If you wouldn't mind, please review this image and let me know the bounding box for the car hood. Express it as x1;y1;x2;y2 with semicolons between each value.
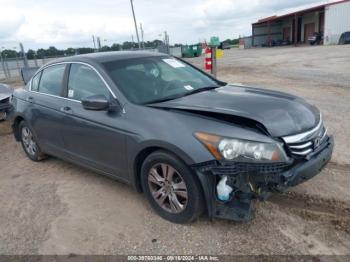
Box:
149;85;320;137
0;84;13;101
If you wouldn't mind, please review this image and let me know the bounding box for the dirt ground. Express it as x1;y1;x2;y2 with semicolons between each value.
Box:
0;45;349;255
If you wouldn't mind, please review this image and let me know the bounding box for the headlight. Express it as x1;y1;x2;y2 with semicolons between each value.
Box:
194;132;289;162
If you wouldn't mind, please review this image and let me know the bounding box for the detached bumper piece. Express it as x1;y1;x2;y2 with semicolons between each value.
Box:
193;135;334;222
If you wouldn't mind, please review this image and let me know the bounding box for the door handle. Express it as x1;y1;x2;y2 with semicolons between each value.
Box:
60;106;72;113
27;96;34;102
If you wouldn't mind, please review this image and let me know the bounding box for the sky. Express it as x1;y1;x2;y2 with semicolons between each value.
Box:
0;0;337;51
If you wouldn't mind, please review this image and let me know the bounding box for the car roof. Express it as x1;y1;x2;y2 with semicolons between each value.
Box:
46;51;168;66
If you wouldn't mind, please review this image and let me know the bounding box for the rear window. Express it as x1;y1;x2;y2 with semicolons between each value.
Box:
38;64;66;96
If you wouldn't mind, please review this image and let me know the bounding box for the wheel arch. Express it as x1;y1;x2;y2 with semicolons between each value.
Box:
13;115;25;141
131;142;196;193
132;144;209;219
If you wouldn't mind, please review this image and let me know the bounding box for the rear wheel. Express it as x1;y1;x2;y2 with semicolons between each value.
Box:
19;121;47;161
141;150;204;223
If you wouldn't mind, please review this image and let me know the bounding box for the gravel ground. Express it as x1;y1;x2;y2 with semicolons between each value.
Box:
0;45;349;255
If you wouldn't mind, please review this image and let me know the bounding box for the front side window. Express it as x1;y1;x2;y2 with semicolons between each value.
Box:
38;64;66;96
102;56;219;104
67;64;110;101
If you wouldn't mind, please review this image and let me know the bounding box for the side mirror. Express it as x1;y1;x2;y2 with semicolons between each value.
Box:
81;95;110;111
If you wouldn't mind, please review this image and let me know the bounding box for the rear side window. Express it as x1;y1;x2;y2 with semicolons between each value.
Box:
67;64;110;101
31;72;41;92
38;64;66;96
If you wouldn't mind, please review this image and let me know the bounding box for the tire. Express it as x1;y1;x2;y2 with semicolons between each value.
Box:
19;121;47;161
141;150;204;224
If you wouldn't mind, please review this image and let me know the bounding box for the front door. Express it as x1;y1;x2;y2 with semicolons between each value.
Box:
60;63;127;178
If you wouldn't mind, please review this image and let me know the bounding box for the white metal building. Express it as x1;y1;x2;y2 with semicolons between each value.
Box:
324;0;350;44
251;0;350;46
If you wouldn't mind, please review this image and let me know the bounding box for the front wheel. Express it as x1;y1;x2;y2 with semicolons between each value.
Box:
19;121;47;161
141;151;204;223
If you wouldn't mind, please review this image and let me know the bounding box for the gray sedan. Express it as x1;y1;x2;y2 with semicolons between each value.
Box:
11;51;333;223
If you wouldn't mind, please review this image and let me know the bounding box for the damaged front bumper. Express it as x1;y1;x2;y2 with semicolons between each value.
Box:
193;135;334;222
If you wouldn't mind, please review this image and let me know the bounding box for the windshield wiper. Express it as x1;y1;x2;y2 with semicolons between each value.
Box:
145;94;185;105
146;86;220;105
182;85;219;97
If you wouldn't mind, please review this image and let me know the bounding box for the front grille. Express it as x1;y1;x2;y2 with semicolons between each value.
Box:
287;140;314;156
283;117;327;157
211;162;290;176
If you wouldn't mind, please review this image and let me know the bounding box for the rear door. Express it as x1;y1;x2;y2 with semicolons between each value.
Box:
60;63;127;177
29;64;68;155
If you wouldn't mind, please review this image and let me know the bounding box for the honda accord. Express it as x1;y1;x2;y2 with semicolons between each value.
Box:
11;51;334;223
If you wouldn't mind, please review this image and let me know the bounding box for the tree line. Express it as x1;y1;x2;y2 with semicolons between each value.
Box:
0;39;165;59
1;38;239;59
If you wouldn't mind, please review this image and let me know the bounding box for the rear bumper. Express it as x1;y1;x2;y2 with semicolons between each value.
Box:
193;135;334;222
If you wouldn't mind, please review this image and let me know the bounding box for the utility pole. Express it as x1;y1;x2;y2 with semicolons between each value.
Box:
19;42;28;67
164;31;170;54
96;37;102;50
130;0;141;49
140;23;145;49
92;35;96;51
211;46;217;77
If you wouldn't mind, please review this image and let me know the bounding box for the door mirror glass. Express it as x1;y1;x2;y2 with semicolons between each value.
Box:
81;95;110;111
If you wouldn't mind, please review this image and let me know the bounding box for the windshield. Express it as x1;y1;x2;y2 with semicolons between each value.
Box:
102;56;220;104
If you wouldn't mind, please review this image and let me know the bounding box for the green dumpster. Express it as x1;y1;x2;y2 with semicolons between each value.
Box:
181;44;202;58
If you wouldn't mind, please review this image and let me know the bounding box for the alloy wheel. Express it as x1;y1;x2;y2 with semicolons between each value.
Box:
21;126;37;156
148;163;188;213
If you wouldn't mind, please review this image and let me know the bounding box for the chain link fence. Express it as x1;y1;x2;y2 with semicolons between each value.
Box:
0;46;181;82
0;56;63;82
